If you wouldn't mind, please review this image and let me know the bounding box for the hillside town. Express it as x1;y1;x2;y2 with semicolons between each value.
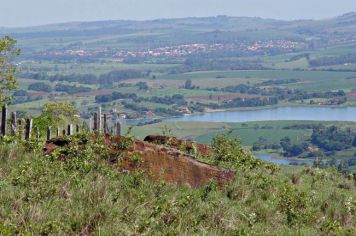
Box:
38;40;307;61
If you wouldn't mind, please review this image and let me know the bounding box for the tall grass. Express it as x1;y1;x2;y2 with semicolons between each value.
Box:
0;135;355;235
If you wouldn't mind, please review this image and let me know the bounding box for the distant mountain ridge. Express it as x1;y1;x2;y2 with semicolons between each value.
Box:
1;12;356;54
1;12;355;33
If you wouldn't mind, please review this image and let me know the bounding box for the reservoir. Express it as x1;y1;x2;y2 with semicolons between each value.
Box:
167;106;356;123
165;106;356;165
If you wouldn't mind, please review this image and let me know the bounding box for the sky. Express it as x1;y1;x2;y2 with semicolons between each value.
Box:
1;0;356;27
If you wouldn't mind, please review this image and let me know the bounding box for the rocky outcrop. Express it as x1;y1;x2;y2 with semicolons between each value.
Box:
45;135;235;188
119;140;234;188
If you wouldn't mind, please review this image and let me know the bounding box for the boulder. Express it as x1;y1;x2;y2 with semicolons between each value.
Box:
119;139;234;187
45;135;235;188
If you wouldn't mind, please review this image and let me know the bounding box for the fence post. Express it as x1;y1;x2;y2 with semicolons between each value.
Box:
47;126;52;140
115;120;121;136
93;112;98;132
67;124;73;136
88;118;92;131
25;118;32;141
56;127;60;137
103;114;108;134
1;105;7;136
98;107;102;134
10;112;17;136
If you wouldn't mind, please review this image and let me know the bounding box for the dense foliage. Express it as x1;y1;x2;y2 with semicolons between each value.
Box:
23;70;143;85
311;126;356;152
0;36;20;105
28;82;52;93
34;102;79;132
309;54;356;67
55;83;92;94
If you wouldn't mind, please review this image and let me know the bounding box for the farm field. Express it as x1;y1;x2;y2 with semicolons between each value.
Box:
2;13;356;125
13;67;356;118
156;70;356;91
130;120;355;143
130;120;356;164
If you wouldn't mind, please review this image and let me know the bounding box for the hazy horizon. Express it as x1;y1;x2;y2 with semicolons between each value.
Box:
1;0;356;28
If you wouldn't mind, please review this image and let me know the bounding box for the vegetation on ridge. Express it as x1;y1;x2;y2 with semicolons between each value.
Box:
0;134;356;235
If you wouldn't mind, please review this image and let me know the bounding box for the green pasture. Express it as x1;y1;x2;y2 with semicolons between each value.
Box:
20;61;179;76
132;120;356;147
158;70;356;81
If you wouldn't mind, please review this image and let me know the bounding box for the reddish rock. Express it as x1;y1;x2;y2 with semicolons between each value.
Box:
45;135;235;188
44;137;70;155
119;140;234;188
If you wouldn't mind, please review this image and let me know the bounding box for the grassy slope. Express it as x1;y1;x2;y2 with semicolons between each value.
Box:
0;138;356;235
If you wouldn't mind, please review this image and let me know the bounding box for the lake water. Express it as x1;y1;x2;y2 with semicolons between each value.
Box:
167;106;356;123
256;154;314;166
166;106;356;165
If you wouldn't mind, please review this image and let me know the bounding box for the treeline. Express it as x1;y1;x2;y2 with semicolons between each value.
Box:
313;156;356;175
12;90;43;105
283;124;323;130
311;126;356;152
122;101;181;117
255;78;300;86
281;125;356;156
95;92;138;103
287;90;346;102
95;92;187;106
28;82;52;93
55;84;92;94
253;125;356;158
22;70;144;85
27;82;92;94
309;54;356;67
208;97;278;109
215;84;346;103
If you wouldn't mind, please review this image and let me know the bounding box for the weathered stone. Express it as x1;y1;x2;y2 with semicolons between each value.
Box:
45;135;234;188
119;139;234;188
44;137;71;155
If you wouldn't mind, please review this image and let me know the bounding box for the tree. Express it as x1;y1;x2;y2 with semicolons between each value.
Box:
184;79;193;89
0;36;20;105
353;136;356;147
34;102;79;132
136;82;149;90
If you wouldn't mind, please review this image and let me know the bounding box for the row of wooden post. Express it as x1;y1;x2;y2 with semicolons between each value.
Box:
0;104;32;141
92;107;122;136
0;105;122;141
